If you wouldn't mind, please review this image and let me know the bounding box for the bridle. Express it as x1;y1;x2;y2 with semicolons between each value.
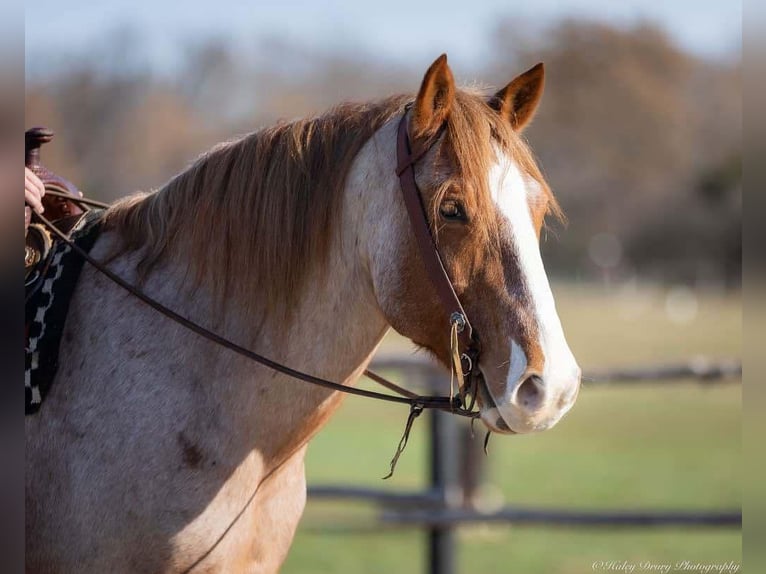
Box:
394;104;483;411
32;105;485;475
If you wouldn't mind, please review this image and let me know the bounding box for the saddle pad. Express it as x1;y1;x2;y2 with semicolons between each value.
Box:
25;212;102;415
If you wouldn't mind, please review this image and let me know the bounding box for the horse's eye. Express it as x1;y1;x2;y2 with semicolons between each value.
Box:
439;199;466;221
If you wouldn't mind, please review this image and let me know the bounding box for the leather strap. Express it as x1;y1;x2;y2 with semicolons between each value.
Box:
395;109;478;359
34;209;478;418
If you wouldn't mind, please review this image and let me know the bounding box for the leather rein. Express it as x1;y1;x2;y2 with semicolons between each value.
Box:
33;106;485;471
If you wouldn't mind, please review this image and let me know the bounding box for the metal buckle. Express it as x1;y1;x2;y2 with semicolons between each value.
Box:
450;312;466;333
461;352;473;376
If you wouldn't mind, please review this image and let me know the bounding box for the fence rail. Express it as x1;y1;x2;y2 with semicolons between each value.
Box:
380;508;742;528
307;356;742;574
367;354;742;387
585;358;742;383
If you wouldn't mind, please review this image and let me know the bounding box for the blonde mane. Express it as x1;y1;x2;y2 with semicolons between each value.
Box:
104;90;559;318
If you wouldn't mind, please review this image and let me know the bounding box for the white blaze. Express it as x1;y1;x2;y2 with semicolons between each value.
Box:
486;152;579;431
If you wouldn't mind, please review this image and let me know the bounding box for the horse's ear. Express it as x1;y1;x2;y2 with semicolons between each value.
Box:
489;63;545;131
411;54;455;139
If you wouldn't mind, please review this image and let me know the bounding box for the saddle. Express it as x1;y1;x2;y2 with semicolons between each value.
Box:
25;127;102;413
25;127;87;291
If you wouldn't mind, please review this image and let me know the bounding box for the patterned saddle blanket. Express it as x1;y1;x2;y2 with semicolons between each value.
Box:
25;212;102;414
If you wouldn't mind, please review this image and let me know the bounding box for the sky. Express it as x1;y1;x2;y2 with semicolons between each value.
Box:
25;0;741;76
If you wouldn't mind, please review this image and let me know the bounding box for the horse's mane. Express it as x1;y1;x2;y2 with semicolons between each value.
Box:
104;90;559;318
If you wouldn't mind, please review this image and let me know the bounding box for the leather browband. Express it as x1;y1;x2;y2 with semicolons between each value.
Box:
395;108;478;361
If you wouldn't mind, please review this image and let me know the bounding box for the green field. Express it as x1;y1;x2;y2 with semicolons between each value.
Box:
282;284;741;574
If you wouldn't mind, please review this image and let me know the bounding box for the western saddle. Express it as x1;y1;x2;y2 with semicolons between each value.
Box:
25;127;87;290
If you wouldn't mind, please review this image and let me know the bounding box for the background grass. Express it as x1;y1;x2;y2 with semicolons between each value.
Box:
282;284;741;574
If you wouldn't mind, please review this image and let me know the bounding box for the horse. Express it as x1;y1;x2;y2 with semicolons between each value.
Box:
25;54;581;573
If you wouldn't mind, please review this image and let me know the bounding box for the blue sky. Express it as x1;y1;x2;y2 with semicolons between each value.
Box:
26;0;741;75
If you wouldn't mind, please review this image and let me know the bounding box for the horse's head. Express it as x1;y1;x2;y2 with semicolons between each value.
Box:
367;55;580;434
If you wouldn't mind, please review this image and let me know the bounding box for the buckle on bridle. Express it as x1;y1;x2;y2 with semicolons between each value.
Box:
460;352;473;376
450;312;466;333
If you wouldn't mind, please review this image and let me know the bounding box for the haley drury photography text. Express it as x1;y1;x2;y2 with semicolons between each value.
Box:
592;560;740;574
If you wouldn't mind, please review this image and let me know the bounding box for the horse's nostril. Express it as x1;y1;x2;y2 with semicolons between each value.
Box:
515;374;545;411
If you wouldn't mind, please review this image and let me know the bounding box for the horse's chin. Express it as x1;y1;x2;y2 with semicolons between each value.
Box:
475;371;517;435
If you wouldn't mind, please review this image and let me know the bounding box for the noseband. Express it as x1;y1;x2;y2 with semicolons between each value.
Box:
32;105;485;476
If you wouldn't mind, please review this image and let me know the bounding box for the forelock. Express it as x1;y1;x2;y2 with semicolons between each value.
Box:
427;88;560;243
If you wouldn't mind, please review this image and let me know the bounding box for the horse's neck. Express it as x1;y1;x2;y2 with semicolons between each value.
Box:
240;126;398;459
229;259;383;455
232;121;397;399
266;238;389;384
90;122;397;475
143;164;390;468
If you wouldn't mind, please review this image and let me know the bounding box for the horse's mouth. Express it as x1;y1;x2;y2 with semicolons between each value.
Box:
475;369;517;435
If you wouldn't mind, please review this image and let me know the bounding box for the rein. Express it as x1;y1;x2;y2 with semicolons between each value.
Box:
32;106;485;476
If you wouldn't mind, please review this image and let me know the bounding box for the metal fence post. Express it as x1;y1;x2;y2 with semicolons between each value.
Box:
428;374;458;574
